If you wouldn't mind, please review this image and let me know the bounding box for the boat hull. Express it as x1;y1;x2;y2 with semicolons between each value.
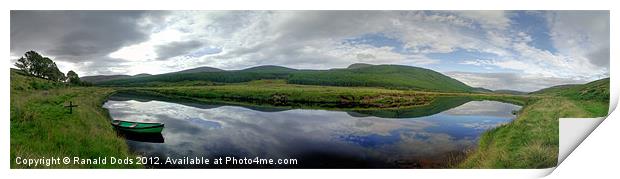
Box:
111;120;164;134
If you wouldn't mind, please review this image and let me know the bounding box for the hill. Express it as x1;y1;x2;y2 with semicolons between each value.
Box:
239;65;297;73
347;63;373;69
10;68;67;90
81;73;153;84
94;64;476;92
530;78;610;102
529;84;580;95
471;87;493;93
530;78;609;116
133;73;152;77
494;90;527;95
169;66;224;74
287;65;475;92
97;68;291;87
81;75;131;84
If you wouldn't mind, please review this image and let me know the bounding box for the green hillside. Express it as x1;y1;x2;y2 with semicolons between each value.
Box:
531;78;610;102
529;84;580;95
81;73;151;84
96;64;476;92
288;65;474;92
97;71;289;86
170;66;224;74
347;63;373;69
530;78;609;116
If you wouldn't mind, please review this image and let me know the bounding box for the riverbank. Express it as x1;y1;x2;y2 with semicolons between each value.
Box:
458;97;607;168
10;72;140;168
116;79;530;111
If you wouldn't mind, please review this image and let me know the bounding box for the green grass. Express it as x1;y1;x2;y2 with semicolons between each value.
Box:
531;78;609;117
117;79;531;110
118;79;441;109
10;71;140;168
459;78;610;168
459;97;592;168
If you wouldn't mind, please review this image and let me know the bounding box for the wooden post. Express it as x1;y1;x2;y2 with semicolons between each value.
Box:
65;101;78;114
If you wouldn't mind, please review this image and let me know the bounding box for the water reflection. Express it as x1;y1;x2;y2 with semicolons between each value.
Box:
104;94;521;168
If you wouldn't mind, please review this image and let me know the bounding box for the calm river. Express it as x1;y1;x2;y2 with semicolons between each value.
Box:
103;94;521;168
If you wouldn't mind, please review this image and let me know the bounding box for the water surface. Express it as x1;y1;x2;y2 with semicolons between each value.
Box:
104;94;521;168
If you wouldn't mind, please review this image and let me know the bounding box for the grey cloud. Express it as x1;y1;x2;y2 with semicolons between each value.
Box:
74;57;132;76
444;71;589;92
155;40;203;60
11;10;166;62
357;54;377;60
215;41;340;70
272;11;390;41
207;11;499;70
587;46;610;67
546;11;610;69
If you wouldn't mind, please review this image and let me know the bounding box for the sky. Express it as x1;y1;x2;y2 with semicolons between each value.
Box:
10;11;609;92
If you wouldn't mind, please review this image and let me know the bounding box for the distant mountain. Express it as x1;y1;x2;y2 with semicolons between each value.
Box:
81;75;132;84
240;65;297;73
94;64;477;92
81;73;150;83
133;73;152;77
82;66;223;83
347;63;373;69
169;66;224;74
471;87;493;93
493;90;527;95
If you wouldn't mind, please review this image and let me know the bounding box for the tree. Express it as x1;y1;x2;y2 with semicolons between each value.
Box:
67;70;81;85
14;51;66;82
14;51;44;76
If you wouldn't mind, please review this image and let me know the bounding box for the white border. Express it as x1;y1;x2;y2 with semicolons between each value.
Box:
2;0;618;179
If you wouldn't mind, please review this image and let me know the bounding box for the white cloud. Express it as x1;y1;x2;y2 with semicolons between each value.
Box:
453;11;511;30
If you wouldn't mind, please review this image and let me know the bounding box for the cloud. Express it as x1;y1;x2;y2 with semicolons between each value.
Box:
155;40;204;60
586;46;610;67
546;11;609;68
445;71;588;92
10;10;166;75
9;11;609;90
453;11;511;30
11;11;166;61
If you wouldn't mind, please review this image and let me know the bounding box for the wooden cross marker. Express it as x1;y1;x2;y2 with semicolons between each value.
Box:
65;101;78;114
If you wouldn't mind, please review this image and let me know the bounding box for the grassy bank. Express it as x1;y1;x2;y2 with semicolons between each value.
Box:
459;78;609;168
459;98;607;168
118;79;529;110
10;71;139;168
120;80;438;109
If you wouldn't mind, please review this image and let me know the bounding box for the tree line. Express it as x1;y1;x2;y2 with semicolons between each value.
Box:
14;51;89;86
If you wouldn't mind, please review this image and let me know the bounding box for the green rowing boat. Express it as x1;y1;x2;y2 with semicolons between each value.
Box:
111;120;164;134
